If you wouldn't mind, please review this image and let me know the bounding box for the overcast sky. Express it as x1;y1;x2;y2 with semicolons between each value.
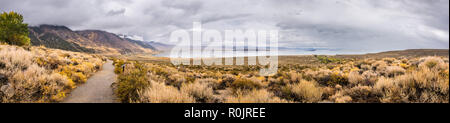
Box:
1;0;448;52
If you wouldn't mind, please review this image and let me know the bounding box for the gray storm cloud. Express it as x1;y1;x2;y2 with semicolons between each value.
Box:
0;0;448;52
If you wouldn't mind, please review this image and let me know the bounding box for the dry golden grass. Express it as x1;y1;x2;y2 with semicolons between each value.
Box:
348;71;364;85
372;59;449;103
225;89;289;103
282;80;323;103
0;44;104;103
330;92;352;103
113;52;448;103
180;81;215;102
137;81;195;103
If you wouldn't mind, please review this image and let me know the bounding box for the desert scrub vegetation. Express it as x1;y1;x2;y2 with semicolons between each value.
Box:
315;55;343;64
0;44;104;102
137;81;195;103
281;80;323;103
112;60;194;103
231;78;263;91
225;89;288;103
180;81;215;102
114;62;150;102
113;55;449;103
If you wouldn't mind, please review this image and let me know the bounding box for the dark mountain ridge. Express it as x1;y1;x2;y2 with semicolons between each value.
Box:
28;25;154;54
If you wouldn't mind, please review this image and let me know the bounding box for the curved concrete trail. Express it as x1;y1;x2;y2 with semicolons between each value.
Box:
63;60;117;103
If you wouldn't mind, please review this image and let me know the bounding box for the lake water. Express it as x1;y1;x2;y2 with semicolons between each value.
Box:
154;49;378;58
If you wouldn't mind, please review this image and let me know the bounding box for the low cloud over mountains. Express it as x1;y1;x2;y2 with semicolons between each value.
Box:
1;0;448;52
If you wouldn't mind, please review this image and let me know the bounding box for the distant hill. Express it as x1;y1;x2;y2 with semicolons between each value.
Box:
145;41;173;51
123;38;157;51
28;25;154;54
334;49;449;59
29;25;96;53
275;49;449;65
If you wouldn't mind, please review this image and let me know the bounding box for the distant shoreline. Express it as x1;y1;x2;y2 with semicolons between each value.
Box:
153;48;449;58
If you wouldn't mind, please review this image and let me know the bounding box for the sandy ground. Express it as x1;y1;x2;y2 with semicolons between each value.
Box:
63;60;118;103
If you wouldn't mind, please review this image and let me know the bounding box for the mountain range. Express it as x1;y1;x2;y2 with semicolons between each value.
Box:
28;25;172;55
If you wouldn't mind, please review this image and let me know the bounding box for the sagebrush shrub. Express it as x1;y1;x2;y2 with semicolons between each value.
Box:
113;55;448;103
225;89;288;103
195;78;219;89
137;81;195;103
343;85;379;103
218;74;236;89
0;45;32;70
71;72;87;83
330;92;352;103
181;81;215;103
165;73;186;88
231;78;262;91
372;61;387;74
116;67;149;103
282;80;322;103
374;63;449;103
386;66;406;77
0;45;102;102
419;57;447;70
348;71;364;85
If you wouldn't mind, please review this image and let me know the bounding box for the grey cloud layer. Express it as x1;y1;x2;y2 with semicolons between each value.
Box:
1;0;448;52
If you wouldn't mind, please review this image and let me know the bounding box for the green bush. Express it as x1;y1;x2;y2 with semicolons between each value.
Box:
327;73;348;86
0;11;30;46
113;59;126;74
115;63;149;103
316;55;342;64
